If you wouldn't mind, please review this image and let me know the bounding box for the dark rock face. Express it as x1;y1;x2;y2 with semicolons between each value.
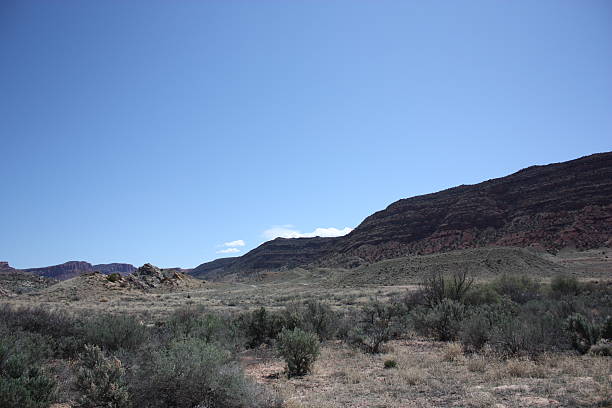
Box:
338;152;612;262
192;237;336;279
192;152;612;279
191;257;238;280
25;261;136;280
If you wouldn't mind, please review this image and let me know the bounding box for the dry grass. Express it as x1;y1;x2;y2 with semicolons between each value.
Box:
441;342;463;362
242;339;612;408
466;355;488;373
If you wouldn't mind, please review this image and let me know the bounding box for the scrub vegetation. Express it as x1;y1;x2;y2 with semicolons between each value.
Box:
1;272;610;407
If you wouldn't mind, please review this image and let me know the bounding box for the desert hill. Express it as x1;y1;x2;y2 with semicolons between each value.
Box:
193;152;612;279
31;263;204;302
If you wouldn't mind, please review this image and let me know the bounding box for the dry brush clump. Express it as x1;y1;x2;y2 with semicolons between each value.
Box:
75;344;130;408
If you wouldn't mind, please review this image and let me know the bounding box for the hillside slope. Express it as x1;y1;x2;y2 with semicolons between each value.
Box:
192;152;612;279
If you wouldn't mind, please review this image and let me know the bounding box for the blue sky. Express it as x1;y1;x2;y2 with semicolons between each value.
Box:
1;1;611;269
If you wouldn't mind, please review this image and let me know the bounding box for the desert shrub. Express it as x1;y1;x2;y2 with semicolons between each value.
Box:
0;305;80;339
490;310;568;357
131;338;279;408
412;299;466;341
0;338;57;408
107;273;122;283
463;284;503;306
566;313;601;354
333;310;360;341
459;303;515;352
550;275;581;297
164;306;243;351
238;307;284;348
490;274;540;304
460;314;491;352
419;271;474;307
75;345;130;408
350;300;402;353
276;328;320;378
83;314;147;351
384;359;397;369
489;318;535;357
282;300;338;341
0;306;84;357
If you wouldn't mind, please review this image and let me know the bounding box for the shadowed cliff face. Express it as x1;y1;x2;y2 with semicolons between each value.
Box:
192;152;612;278
191;238;335;279
338;152;612;261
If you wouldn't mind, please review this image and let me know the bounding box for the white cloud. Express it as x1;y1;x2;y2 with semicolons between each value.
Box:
216;247;241;254
262;225;354;240
223;240;245;247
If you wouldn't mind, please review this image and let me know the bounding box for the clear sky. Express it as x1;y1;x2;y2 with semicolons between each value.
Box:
1;1;611;269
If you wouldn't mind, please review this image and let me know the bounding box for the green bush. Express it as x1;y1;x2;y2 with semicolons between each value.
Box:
460;303;514;352
490;274;540;304
239;307;284;348
550;275;581;297
277;328;320;378
75;345;131;408
350;300;402;353
83;314;147;352
0;305;80;340
165;306;242;351
463;284;503;306
566;313;601;354
282;300;338;341
0;305;85;357
490;310;568;357
131;338;279;408
412;299;466;341
383;359;397;369
0;338;57;408
107;273;123;283
460;314;491;352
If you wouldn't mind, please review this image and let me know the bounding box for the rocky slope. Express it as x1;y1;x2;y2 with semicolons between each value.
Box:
24;261;136;280
192;152;612;279
124;263;203;290
0;262;57;296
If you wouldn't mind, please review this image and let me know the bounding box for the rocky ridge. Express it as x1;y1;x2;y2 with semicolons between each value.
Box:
123;263;202;290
